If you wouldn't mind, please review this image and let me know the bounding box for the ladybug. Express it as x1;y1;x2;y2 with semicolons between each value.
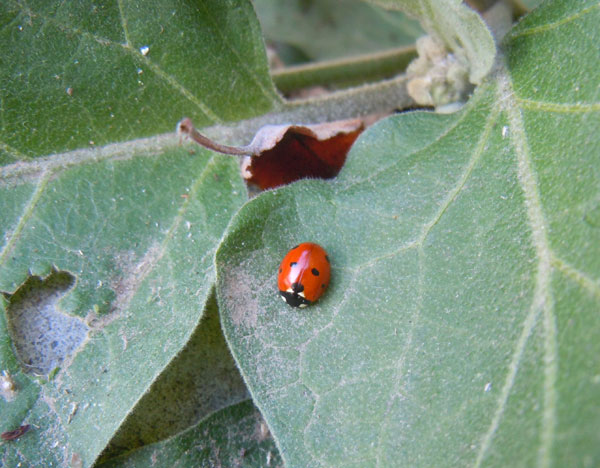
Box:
277;242;331;308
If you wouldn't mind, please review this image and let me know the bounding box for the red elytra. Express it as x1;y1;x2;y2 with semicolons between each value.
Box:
277;243;331;307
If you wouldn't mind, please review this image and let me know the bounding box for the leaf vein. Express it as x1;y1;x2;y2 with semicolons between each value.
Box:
352;96;498;271
417;106;499;245
516;98;600;114
509;3;600;39
109;155;218;315
8;1;222;123
506;76;557;468
552;255;600;300
0;170;53;269
474;70;558;468
0;134;180;182
337;109;471;195
137;54;223;124
116;0;131;46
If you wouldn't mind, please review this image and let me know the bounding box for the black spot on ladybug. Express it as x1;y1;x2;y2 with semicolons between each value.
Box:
291;282;304;293
325;255;330;263
321;284;326;288
311;268;319;276
290;261;297;267
292;244;300;250
279;267;282;273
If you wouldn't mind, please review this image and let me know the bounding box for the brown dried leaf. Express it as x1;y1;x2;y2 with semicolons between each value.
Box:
178;118;363;190
241;119;363;189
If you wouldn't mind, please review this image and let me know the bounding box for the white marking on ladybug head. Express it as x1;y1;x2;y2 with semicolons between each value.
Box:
299;303;308;308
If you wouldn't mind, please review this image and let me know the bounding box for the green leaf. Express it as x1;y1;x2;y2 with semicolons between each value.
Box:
0;0;280;160
216;1;600;466
0;0;283;465
519;0;545;10
98;400;282;468
100;291;249;460
254;0;422;62
0;145;247;466
368;0;496;83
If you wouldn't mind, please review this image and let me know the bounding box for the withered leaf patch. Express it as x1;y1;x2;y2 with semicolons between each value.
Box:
178;118;363;190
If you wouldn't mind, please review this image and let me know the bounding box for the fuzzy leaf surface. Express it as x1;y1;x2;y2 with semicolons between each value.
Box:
217;1;600;466
100;292;249;460
0;146;247;467
0;0;279;162
0;0;277;466
99;400;282;468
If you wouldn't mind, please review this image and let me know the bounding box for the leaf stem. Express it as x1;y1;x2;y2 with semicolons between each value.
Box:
177;118;250;156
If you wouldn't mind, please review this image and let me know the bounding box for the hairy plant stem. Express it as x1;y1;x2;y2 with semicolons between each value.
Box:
2;67;415;177
178;118;251;156
204;73;414;146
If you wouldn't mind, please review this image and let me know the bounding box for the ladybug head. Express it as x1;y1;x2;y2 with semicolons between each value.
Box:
279;282;311;308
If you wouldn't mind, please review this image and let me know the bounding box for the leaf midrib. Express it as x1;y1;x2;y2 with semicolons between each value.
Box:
473;64;557;468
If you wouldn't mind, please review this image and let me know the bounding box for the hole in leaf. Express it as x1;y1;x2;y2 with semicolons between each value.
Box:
4;270;89;376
